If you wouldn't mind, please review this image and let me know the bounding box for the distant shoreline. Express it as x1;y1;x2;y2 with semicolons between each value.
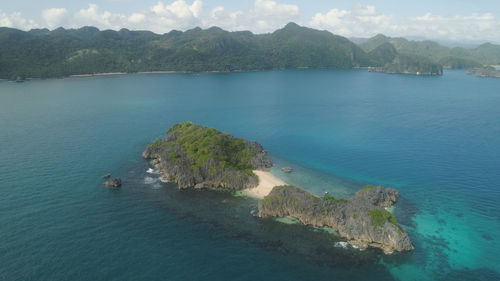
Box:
1;68;477;83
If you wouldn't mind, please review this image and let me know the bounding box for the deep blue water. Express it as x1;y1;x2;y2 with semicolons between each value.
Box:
1;70;499;281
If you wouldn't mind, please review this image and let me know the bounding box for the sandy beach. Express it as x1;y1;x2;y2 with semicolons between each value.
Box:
244;170;287;198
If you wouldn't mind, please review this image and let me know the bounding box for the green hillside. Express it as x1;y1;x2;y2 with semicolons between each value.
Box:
0;23;371;79
359;34;500;68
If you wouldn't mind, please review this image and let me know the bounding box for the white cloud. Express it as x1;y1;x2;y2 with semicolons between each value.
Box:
74;4;127;30
205;0;299;33
410;12;498;41
71;1;205;32
0;2;499;43
144;0;203;31
42;8;68;29
310;5;394;37
309;4;500;42
128;13;145;24
0;10;38;30
253;0;299;20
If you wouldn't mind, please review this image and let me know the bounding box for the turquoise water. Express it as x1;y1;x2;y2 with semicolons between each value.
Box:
1;70;499;281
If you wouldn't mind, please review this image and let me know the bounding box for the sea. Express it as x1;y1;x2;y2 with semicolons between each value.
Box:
0;69;499;281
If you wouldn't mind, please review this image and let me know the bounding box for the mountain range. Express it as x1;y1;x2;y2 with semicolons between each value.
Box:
1;22;498;80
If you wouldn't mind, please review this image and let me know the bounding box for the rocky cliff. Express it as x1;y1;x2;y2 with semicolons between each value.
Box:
258;185;414;254
143;122;272;190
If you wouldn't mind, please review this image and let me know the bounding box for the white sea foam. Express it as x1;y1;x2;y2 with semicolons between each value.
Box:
146;167;160;174
144;176;158;184
159;176;171;183
334;242;349;248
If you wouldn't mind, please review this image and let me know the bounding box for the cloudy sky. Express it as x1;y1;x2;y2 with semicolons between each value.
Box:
1;0;499;42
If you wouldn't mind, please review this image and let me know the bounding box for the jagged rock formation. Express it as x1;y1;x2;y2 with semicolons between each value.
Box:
143;122;272;190
258;185;414;254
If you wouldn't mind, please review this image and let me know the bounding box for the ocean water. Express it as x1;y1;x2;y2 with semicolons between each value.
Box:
0;69;499;281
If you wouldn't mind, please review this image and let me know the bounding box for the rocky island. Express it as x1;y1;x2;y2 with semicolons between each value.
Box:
143;122;413;254
143;122;272;190
258;185;414;254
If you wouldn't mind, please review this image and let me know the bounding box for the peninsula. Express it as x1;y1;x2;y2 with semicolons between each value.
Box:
143;122;414;254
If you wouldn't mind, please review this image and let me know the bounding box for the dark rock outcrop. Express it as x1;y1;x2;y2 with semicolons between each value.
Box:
258;185;414;254
143;122;272;190
102;174;111;179
104;178;121;188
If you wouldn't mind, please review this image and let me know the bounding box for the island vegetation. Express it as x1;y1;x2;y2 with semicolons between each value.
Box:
142;122;272;190
2;22;498;80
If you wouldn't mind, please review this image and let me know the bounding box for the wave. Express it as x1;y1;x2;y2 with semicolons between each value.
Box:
333;241;365;251
334;242;349;249
144;176;158;184
146;167;160;174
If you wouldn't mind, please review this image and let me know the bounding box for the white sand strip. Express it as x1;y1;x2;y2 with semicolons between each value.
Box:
244;170;287;198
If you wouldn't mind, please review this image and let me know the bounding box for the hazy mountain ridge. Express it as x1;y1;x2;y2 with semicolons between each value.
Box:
359;34;500;68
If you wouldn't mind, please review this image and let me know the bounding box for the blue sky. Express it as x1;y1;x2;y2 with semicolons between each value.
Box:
1;0;499;42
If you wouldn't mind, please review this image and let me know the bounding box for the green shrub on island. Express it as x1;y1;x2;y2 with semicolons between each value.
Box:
166;122;256;176
323;194;348;204
369;209;399;227
359;184;375;193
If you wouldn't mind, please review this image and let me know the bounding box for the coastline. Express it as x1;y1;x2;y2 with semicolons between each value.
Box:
70;72;127;77
68;69;254;78
20;68;365;82
243;170;287;198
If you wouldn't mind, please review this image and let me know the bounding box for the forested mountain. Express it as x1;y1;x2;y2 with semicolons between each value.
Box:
0;23;373;79
359;34;500;68
3;22;496;79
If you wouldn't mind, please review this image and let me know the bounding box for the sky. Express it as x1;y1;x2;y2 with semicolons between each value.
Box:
1;0;499;43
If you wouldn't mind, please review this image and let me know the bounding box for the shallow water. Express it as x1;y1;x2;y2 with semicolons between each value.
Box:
1;69;499;281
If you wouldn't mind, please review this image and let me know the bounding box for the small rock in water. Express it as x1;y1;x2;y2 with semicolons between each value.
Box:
102;174;111;179
281;166;292;173
104;178;122;188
